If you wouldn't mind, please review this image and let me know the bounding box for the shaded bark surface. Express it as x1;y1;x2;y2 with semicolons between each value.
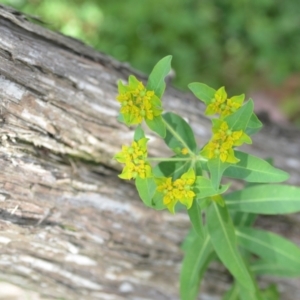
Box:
0;5;300;300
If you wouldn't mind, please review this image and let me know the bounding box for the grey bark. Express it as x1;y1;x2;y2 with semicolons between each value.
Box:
0;4;299;300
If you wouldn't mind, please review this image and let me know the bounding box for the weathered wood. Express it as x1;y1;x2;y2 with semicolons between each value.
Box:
0;4;299;300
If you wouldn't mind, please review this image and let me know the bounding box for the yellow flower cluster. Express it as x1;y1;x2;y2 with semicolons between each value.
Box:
155;169;196;213
201;120;251;163
114;138;152;180
117;75;162;125
205;87;244;118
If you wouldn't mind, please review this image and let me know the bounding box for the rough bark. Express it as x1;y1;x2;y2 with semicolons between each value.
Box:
0;5;299;300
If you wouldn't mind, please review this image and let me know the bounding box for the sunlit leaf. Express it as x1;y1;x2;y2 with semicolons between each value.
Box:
225;100;254;131
134;125;145;141
163;112;197;153
237;227;300;276
245;113;263;136
135;177;156;207
207;202;255;292
188;82;216;105
223;151;289;183
180;231;214;300
207;158;231;190
225;185;300;214
147;55;172;98
194;176;229;199
145;115;166;138
187;200;204;238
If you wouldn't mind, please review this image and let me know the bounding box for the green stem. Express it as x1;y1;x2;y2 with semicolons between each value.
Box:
162;117;192;153
147;157;190;162
148;155;207;163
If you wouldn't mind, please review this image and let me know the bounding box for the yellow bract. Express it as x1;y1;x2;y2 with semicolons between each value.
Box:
155;169;196;213
181;147;189;155
117;75;162;125
201;120;252;163
205;87;244;118
114;138;152;180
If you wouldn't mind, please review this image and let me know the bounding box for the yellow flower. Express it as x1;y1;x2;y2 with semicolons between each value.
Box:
205;87;227;116
205;87;245;118
155;169;196;213
117;75;163;125
201;120;251;163
221;95;244;117
181;147;189;155
114;138;152;180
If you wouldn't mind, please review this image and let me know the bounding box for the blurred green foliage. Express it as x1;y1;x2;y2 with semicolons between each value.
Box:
2;0;300;97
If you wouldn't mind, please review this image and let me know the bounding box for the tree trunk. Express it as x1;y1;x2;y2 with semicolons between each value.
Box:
0;5;299;300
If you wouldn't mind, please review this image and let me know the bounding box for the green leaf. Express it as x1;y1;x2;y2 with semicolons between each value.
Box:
188;82;216;105
117;113;125;124
231;211;257;227
151;190;167;210
188;200;204;238
134;125;145;141
180;232;214;300
145;115;166;138
261;284;279;300
153;158;191;179
225;184;300;214
238;284;265;300
181;227;197;252
236;227;300;276
222;282;239;300
225;100;254;131
135;177;156;207
207;158;231;190
223;151;289;183
198;197;211;210
163;112;197;153
245;113;263;136
207;202;255;292
223;280;265;300
251;260;300;277
195;176;230;199
147;55;172;98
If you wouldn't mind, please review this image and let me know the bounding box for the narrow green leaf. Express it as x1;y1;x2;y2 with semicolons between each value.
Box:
147;55;172;98
188;200;204;238
162;112;197;153
222;282;239;300
225;100;254;131
195;176;229;199
145;115;166;138
231;211;257;227
225;184;300;214
207;202;255;291
198;197;211;210
181;227;197;252
188;82;216;105
238;284;265;300
223;151;289;183
207;158;231;190
135;177;156;207
236;227;300;276
245;113;263;136
134;125;145;141
180;232;214;300
251;260;300;277
223;279;265;300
